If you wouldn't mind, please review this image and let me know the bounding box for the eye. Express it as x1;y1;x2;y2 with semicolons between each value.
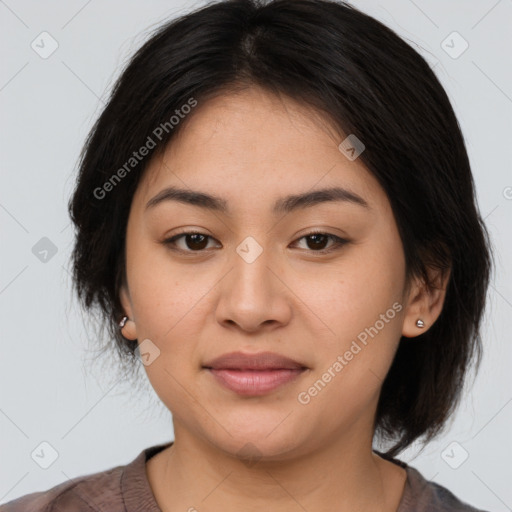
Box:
162;230;348;254
292;231;348;253
163;231;219;252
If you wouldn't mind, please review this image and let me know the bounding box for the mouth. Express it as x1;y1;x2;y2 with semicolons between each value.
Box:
202;351;309;396
204;367;307;396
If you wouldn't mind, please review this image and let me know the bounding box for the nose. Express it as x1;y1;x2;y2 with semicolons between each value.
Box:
215;245;292;334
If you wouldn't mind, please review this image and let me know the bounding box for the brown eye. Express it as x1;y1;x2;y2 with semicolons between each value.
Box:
304;233;330;251
293;232;348;253
163;232;218;252
185;233;208;250
163;231;348;255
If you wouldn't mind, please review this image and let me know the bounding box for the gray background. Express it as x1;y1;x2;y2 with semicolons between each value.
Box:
0;0;511;509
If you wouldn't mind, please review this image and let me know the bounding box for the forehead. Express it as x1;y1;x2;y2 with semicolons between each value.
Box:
134;87;389;217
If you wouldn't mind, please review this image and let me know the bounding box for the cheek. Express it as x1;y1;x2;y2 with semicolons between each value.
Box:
301;244;404;339
125;235;203;343
300;239;406;393
126;247;207;414
296;281;404;427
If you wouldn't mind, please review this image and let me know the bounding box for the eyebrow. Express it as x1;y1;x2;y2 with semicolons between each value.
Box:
145;185;370;215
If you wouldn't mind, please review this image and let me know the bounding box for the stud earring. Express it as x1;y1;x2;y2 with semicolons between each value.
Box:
119;316;129;329
416;319;425;328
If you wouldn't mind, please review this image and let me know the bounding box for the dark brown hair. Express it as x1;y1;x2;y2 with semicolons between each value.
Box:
68;0;494;457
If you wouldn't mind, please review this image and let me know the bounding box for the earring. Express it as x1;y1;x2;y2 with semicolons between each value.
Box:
119;316;129;329
416;319;425;328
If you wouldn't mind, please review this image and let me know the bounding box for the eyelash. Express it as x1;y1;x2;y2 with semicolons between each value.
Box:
162;230;349;255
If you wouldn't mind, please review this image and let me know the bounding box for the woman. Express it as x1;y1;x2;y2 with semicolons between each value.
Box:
1;0;493;510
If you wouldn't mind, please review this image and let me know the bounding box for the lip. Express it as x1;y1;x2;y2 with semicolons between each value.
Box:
203;351;308;396
206;368;307;396
203;350;307;371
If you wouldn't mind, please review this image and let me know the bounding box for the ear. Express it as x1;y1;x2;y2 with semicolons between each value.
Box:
401;266;451;338
119;283;138;340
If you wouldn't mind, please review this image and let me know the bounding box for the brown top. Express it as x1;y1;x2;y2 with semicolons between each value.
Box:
0;441;489;512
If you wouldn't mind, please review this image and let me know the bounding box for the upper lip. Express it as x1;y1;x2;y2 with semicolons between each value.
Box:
203;351;307;371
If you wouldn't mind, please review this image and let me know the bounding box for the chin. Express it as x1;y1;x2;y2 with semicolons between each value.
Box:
204;428;306;463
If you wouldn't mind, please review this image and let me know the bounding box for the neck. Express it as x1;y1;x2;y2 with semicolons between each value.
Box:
146;422;407;512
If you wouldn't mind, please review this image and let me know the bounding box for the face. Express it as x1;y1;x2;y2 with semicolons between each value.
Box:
120;87;427;461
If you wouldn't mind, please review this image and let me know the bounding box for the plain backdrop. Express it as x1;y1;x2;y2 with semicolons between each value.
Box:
0;0;511;510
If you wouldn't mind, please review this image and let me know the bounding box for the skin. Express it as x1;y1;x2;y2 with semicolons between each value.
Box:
119;86;450;512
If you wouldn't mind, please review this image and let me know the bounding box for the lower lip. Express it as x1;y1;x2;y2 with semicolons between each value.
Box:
206;368;306;396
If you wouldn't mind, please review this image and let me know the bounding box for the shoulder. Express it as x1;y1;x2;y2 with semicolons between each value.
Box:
0;461;126;512
401;465;491;512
